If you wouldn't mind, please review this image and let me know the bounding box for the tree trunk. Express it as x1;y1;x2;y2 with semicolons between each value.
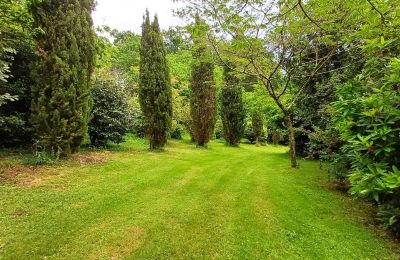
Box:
285;114;298;168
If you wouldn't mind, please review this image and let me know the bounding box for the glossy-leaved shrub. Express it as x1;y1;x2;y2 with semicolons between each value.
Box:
333;36;400;235
89;78;132;147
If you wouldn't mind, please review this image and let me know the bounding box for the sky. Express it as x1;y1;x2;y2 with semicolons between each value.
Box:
92;0;185;33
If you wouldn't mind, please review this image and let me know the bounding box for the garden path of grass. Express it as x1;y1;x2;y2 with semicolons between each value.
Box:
0;137;399;259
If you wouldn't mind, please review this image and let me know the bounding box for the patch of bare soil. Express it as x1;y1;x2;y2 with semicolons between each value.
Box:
14;210;26;217
0;164;38;184
71;151;110;165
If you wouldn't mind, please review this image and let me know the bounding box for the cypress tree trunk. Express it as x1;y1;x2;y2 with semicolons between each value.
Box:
190;15;216;147
139;11;172;149
30;0;95;157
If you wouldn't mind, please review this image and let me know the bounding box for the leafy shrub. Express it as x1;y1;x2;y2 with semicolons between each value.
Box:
129;102;146;138
214;119;223;140
269;128;282;145
170;124;185;140
378;204;400;237
0;115;29;146
244;122;256;143
28;151;56;166
0;44;35;147
307;125;343;159
333;36;400;234
324;147;352;191
23;142;56;165
89;78;132;147
244;120;267;145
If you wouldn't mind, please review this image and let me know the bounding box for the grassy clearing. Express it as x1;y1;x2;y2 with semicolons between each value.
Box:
0;137;399;259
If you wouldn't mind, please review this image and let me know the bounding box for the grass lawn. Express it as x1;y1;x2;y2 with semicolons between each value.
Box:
0;137;399;259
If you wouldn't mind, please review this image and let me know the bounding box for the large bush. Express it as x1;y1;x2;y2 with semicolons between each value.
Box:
89;78;132;147
333;36;400;234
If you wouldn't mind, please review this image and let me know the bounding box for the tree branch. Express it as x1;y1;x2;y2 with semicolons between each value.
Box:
297;0;328;32
366;0;387;25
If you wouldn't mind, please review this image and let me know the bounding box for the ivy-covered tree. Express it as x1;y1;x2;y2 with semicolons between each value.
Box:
30;0;95;157
220;66;245;146
190;15;216;146
139;11;172;149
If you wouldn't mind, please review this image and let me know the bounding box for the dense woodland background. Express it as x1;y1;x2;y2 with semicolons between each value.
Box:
1;0;399;236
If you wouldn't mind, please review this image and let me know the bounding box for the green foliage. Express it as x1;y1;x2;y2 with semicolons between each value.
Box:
163;26;190;54
0;93;18;107
23;145;56;166
0;0;34;147
214;118;223;140
170;124;184;140
139;11;173;149
0;42;36;147
251;112;263;144
111;30;141;88
30;0;96;157
244;112;266;144
0;0;32;83
333;27;400;233
242;83;285;145
168;50;192;139
89;77;132;147
220;66;245;146
243;123;256;144
189;15;216;146
129;97;147;138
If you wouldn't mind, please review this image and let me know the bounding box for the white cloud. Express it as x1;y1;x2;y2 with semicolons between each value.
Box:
92;0;184;33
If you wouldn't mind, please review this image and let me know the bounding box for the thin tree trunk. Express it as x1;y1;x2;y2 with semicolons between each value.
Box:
285;114;298;168
259;79;298;168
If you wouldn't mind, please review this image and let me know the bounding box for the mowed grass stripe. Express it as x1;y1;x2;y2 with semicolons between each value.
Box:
0;137;399;259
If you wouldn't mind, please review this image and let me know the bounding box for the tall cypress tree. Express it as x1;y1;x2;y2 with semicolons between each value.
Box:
30;0;95;157
190;15;216;147
252;112;263;144
220;65;245;146
139;11;172;149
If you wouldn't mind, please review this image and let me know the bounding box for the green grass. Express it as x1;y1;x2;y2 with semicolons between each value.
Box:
0;137;399;259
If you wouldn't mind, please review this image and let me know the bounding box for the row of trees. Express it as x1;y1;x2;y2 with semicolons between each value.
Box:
176;0;400;235
139;13;251;149
1;1;260;156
